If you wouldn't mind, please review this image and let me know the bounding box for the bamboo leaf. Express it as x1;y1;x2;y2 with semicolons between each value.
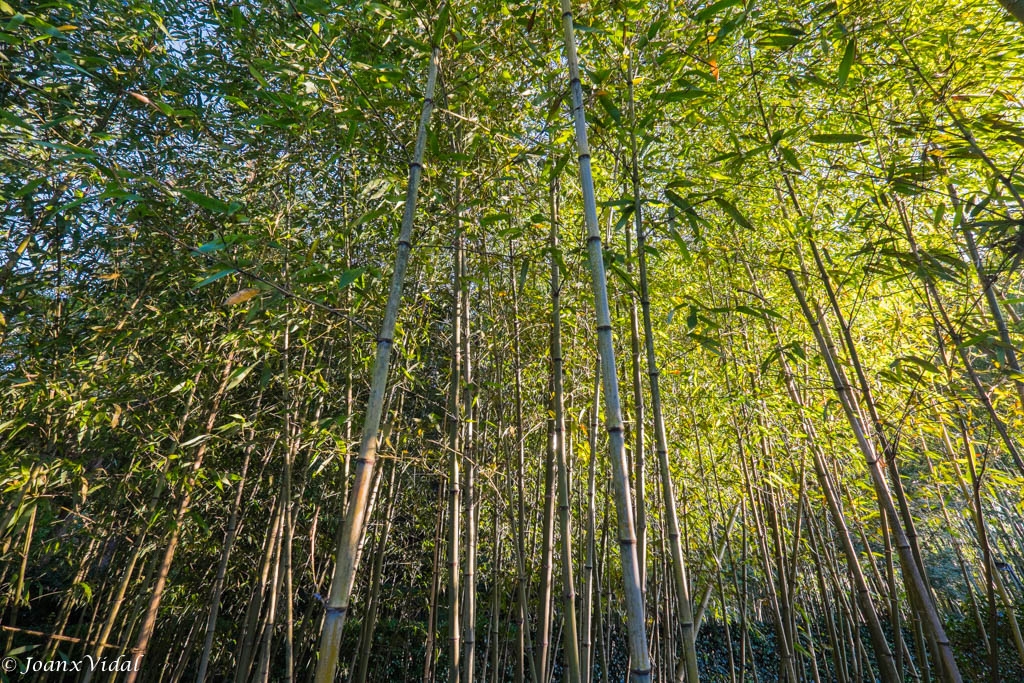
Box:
182;189;238;214
780;145;803;172
432;3;449;47
225;365;255;391
837;39;855;88
696;0;743;22
194;268;236;288
713;197;754;230
338;267;366;289
809;133;867;144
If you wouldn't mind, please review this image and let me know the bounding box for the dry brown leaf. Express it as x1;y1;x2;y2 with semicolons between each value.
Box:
224;288;261;307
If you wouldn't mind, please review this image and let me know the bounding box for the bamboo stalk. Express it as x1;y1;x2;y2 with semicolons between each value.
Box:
582;361;600;683
626;66;699;682
354;464;398;683
447;229;464;683
786;269;962;683
313;31;442;683
550;176;582;683
195;431;255;683
126;349;237;683
461;229;477;683
556;1;651;679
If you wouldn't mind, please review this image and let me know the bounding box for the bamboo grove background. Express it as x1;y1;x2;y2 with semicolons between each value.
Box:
3;0;1024;681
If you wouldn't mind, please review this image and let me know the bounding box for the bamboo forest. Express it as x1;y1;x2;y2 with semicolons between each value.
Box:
8;0;1024;681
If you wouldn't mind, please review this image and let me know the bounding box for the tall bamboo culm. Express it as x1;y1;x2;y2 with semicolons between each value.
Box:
550;177;582;683
556;1;651;679
785;270;963;683
313;30;442;683
626;60;699;683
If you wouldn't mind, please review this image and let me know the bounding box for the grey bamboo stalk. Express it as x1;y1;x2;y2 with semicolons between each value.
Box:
509;247;528;683
489;487;501;683
461;232;477;683
557;1;652;679
354;465;398;683
803;239;932;591
944;409;1024;667
550;176;582;683
423;475;446;683
925;440;989;653
933;405;1024;667
625;179;647;601
235;493;283;683
35;538;95;669
510;248;541;683
582;361;600;683
626;60;698;683
254;494;284;683
770;332;901;683
894;194;1024;476
597;491;612;683
692;505;739;632
447;229;464;683
737;407;797;683
281;311;296;683
81;366;204;683
313;34;441;683
805;515;849;683
538;385;557;683
785;269;963;683
4;505;35;656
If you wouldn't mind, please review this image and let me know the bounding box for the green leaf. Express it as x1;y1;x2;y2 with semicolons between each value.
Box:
75;581;93;601
696;0;743;22
597;95;622;125
338;267;366;289
195;239;227;254
432;3;449;47
180;433;211;447
656;88;710;102
837;39;855;88
897;355;940;374
194;268;236;288
609;262;640;296
226;365;255;391
809;133;867;144
662;224;693;264
713;197;754;230
248;63;269;89
780;146;803;172
182;189;236;214
0;108;31;130
481;212;513;226
665;189;696;215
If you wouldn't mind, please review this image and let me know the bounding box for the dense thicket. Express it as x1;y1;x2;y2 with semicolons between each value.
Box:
3;0;1024;681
